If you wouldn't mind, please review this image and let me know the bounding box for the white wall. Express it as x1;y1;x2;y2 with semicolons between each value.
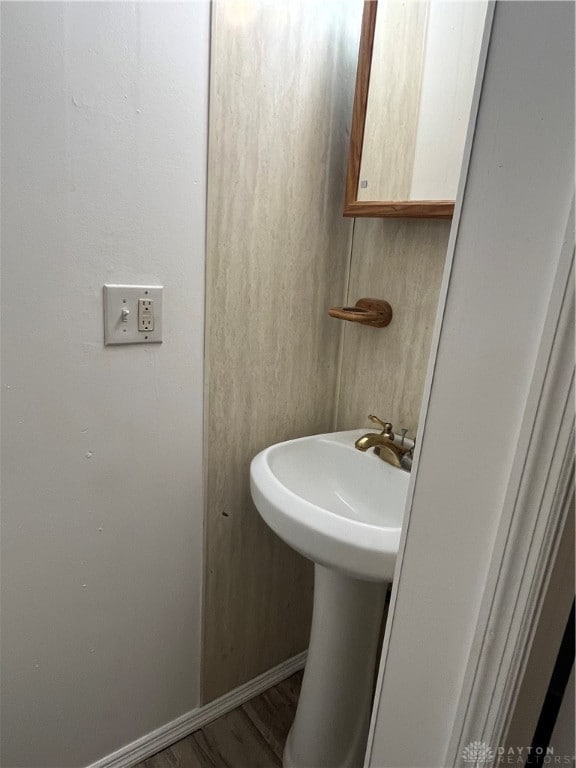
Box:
368;2;574;766
0;3;209;765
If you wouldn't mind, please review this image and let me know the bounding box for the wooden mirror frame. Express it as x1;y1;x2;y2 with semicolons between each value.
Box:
343;1;455;219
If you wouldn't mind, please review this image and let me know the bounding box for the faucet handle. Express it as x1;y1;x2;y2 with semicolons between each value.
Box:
368;414;394;439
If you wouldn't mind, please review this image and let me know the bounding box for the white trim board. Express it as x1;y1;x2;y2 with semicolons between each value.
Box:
87;651;307;768
447;203;575;764
366;2;575;766
364;1;495;764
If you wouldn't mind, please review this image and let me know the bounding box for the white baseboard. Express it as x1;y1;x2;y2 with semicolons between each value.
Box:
87;651;307;768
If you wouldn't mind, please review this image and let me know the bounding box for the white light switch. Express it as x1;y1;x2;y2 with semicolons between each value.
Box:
103;285;163;345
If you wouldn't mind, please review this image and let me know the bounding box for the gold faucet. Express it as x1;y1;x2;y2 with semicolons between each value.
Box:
355;415;411;469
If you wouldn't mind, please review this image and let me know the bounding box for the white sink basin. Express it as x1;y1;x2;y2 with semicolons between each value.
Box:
250;428;411;767
250;429;409;582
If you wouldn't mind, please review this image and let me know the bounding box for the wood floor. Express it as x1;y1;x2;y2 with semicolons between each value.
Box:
136;671;302;768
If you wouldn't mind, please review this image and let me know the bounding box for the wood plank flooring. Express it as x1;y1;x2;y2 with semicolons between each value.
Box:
137;671;302;768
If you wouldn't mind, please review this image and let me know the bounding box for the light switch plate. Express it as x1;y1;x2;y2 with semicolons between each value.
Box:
103;285;163;345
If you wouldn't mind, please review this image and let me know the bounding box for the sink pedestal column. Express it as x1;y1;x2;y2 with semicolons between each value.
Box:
284;564;387;768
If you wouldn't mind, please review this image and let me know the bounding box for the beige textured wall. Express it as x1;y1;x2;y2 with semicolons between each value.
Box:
203;0;360;703
337;218;449;436
204;1;449;703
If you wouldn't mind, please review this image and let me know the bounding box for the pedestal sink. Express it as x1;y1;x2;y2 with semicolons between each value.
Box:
250;429;410;768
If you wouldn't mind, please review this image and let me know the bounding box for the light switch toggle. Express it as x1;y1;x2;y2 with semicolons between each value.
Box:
121;307;130;322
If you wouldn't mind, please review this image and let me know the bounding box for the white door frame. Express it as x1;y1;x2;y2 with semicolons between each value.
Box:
446;205;574;766
366;2;575;766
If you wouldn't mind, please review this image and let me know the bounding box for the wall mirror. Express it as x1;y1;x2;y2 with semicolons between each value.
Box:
344;0;488;218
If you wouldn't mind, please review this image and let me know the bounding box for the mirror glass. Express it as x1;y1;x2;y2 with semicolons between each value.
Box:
356;0;487;206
